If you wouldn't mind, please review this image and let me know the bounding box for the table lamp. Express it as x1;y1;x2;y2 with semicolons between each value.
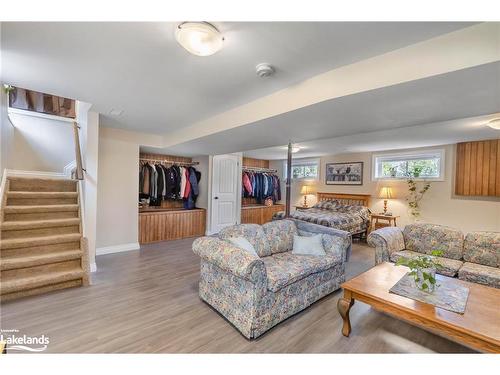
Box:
378;186;394;215
300;185;312;208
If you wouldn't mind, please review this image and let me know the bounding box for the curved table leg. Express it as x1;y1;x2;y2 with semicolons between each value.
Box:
337;291;355;337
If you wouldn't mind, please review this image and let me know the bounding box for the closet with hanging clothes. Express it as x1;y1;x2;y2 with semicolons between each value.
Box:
138;153;206;244
241;157;284;225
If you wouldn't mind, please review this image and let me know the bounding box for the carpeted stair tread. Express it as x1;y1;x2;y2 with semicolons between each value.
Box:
3;204;79;213
0;268;85;294
7;191;78;198
1;249;83;271
0;218;80;231
0;233;82;250
1;175;88;300
7;177;77;192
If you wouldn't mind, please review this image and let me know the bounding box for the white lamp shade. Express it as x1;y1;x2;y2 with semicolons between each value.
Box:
175;22;224;57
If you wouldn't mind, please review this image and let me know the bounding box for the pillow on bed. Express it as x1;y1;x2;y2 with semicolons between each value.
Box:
313;199;340;210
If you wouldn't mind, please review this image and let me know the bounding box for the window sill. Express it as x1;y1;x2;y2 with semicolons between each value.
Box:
372;177;444;182
8;107;75;123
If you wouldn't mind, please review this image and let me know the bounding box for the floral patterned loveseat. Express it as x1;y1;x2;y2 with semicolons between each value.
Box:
367;223;500;289
192;219;351;339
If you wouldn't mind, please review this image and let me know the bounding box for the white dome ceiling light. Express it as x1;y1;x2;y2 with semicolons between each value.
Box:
487;118;500;130
256;63;275;78
175;22;224;57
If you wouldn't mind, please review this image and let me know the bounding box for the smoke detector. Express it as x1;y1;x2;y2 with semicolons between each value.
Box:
256;63;275;78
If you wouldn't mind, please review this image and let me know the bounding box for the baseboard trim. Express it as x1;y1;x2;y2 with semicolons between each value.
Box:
96;242;140;256
90;262;97;273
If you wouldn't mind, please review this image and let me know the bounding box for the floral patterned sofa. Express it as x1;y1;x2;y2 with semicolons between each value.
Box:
192;219;351;339
367;223;500;289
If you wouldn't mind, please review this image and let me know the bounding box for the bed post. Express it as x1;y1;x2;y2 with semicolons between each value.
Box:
285;140;292;217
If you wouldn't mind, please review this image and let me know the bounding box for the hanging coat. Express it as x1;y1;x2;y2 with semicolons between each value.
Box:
184;167;200;209
183;168;191;199
180;167;187;198
243;172;252;195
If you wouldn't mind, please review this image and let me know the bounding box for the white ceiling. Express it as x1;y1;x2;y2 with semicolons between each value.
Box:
151;61;500;157
1;22;475;134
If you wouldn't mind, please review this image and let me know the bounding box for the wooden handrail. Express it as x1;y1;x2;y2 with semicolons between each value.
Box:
72;122;84;180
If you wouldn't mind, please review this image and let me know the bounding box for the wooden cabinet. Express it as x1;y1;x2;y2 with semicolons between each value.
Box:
139;208;206;244
455;140;500;197
241;204;285;225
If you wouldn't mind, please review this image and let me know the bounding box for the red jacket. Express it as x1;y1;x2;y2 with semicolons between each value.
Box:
243;172;252;194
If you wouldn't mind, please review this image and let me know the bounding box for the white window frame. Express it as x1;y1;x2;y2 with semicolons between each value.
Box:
283;158;320;181
372;148;445;181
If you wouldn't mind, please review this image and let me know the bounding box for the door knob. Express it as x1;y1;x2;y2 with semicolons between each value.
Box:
214;196;219;200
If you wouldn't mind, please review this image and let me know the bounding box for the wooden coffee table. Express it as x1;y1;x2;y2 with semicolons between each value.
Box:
337;262;500;353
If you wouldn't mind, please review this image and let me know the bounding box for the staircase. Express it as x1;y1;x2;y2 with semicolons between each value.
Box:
0;176;90;301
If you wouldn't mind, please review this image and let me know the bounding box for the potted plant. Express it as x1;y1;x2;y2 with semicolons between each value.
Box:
395;250;443;293
406;166;431;220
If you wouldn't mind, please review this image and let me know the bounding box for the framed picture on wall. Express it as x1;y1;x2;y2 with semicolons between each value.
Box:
325;162;363;185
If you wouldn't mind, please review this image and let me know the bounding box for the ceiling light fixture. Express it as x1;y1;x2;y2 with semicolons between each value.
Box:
175;22;224;57
487;118;500;130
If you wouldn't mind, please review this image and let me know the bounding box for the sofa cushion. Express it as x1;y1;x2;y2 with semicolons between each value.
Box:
219;224;271;257
262;251;340;292
458;262;500;289
390;250;463;277
292;234;326;256
463;232;500;268
228;237;259;258
402;223;464;260
262;219;298;255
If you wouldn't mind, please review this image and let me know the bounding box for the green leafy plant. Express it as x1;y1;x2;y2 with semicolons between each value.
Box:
2;84;14;94
406;166;431;219
396;250;443;292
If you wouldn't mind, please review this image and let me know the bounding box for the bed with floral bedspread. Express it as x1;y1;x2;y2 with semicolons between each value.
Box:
273;199;371;236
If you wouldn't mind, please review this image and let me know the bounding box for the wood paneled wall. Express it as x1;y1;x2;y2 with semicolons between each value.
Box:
455;139;500;197
241;204;285;225
140;153;192;164
242;157;269;169
139;208;206;244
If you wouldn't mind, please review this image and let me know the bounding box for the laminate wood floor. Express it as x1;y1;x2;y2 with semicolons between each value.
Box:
0;239;474;353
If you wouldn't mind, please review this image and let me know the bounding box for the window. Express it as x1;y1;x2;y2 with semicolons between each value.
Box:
372;149;444;180
6;86;76;119
283;158;319;180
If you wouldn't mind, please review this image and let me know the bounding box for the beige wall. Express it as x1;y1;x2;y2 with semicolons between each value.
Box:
3;111;75;173
96;128;140;249
270;144;500;233
76;102;100;270
0;87;14;176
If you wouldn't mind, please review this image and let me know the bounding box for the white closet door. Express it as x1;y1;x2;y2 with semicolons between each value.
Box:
211;154;240;233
